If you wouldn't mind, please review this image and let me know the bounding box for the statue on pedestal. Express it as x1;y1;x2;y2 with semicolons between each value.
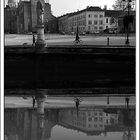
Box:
35;0;47;48
36;1;44;25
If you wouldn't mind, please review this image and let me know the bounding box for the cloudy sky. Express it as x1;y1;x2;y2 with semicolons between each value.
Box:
4;0;116;16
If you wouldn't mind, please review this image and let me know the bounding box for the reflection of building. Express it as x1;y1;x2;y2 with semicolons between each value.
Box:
58;108;119;135
4;107;136;139
4;108;58;140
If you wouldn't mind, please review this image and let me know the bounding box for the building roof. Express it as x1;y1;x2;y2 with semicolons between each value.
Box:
104;10;123;18
69;6;103;17
58;6;103;18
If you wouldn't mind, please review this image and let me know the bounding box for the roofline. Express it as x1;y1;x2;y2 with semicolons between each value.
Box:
57;6;103;18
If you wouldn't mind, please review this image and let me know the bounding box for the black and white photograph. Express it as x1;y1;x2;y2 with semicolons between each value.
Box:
2;0;139;140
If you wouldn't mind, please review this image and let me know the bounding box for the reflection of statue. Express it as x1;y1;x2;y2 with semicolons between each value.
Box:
36;1;44;25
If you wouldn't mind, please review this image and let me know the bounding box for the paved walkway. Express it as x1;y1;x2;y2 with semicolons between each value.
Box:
5;96;135;108
5;34;136;46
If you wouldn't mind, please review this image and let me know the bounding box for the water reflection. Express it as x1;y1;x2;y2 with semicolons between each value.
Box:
5;106;135;140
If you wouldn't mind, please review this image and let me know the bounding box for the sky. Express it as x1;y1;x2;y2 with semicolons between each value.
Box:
4;0;116;16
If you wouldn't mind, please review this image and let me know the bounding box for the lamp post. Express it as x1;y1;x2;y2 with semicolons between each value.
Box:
125;0;131;45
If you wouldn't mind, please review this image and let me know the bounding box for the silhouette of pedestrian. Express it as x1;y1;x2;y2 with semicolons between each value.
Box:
75;98;79;109
75;26;80;43
32;96;36;108
125;97;130;109
32;34;36;46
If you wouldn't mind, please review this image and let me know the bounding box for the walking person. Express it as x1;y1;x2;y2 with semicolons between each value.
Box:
32;96;36;108
32;33;36;46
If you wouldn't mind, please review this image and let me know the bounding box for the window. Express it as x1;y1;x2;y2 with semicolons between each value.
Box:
94;124;97;128
88;117;92;121
94;15;98;18
99;117;103;122
83;21;86;25
88;14;92;18
94;112;97;115
106;26;108;29
88;124;92;128
94;26;98;30
100;125;103;127
88;26;90;30
88;20;92;25
94;117;98;122
99;26;103;30
94;21;98;25
99;20;103;25
106;119;108;124
106;18;108;23
99;112;103;116
100;15;103;18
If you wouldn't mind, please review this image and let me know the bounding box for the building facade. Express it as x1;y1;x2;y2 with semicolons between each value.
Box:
58;6;123;34
17;0;55;33
58;14;70;34
4;5;18;33
104;10;123;32
5;0;55;33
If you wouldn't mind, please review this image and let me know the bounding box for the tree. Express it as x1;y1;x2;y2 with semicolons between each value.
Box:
112;0;135;11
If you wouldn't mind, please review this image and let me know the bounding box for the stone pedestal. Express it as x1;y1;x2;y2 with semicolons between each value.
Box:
37;114;45;140
38;114;45;128
36;95;46;115
35;25;47;48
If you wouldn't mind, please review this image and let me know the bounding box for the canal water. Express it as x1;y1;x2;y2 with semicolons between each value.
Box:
4;96;136;140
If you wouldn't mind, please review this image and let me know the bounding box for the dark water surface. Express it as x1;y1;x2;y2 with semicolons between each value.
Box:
5;104;135;140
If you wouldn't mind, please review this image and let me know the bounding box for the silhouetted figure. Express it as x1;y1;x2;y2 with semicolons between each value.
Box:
107;96;109;104
32;96;36;108
32;34;36;46
74;26;83;45
125;97;130;110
